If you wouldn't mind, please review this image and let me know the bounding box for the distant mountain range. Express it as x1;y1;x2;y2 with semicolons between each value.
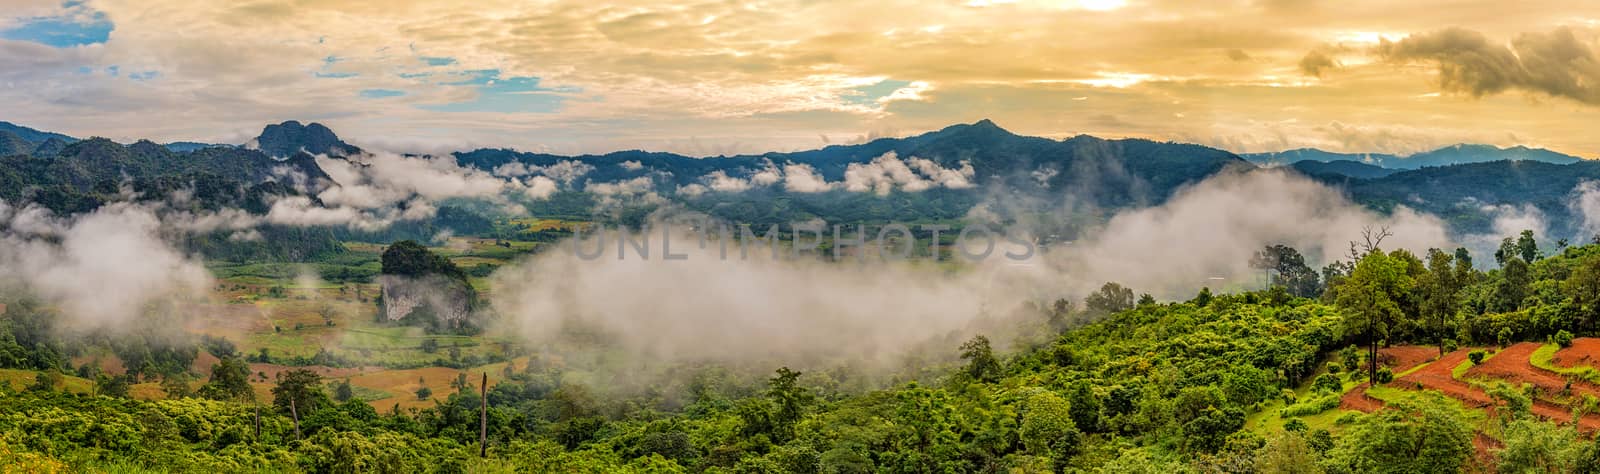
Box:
3;118;1598;259
1244;144;1585;170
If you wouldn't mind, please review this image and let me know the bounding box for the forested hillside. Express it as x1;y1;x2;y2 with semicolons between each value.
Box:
7;230;1600;472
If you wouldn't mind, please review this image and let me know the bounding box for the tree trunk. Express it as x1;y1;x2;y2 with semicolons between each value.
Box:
479;372;488;458
253;402;262;442
1369;318;1379;384
289;398;302;440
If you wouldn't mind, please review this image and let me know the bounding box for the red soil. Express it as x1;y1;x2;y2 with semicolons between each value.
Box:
1551;337;1600;369
246;362;384;383
1467;342;1600;400
1340;382;1383;412
1383;344;1600;431
1379;345;1440;373
1395;348;1495;408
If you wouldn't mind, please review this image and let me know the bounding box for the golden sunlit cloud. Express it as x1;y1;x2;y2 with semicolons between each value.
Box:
0;0;1595;157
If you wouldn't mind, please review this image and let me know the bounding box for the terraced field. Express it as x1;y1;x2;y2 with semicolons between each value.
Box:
1340;339;1600;432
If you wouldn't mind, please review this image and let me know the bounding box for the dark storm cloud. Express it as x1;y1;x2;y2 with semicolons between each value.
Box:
1380;27;1600;104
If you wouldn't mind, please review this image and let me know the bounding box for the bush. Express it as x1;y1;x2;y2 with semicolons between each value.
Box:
1281;393;1341;417
1555;330;1574;348
1326;362;1343;374
1312;373;1343;393
1374;367;1394;384
1443;339;1459;353
1469;350;1486;365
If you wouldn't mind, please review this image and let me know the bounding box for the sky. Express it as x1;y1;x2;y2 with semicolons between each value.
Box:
1;0;1598;157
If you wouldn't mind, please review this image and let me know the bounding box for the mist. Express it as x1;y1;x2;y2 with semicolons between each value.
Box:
0;200;211;330
484;168;1541;376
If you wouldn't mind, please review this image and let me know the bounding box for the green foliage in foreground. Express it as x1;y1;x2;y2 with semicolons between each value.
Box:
18;238;1600;472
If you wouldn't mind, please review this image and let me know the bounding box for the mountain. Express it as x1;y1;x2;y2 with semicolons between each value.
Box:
1244;144;1584;170
1346;160;1600;236
1398;144;1583;168
0;131;31;156
456;119;1250;208
0;121;76;145
252;120;360;158
1243;148;1399;167
1290;160;1399;179
164;141;230;153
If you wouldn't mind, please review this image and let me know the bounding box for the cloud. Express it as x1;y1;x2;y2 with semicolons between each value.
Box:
523;175;559;200
486;166;1539;371
1569;180;1600;239
705;170;754;192
0;200;210;329
1298;50;1339;77
3;0;1600;157
1379;27;1600;104
843;152;975;195
782;163;834;193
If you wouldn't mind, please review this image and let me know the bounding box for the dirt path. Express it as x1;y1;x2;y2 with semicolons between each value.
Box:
1469;342;1600;400
1552;337;1600;369
1386;345;1600;432
1396;348;1495;408
1340;382;1384;412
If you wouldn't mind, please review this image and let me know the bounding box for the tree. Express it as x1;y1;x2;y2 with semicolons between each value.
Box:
334;379;355;402
1321;394;1474;473
1495;419;1585;473
1336;250;1415;384
272;369;329;416
1495;257;1532;312
1517;229;1541;263
1254;430;1323;474
767;367;812;443
1497;237;1518;268
95;374;130;398
198;356;254;401
1066;382;1103;433
1452;247;1476;285
1566;254;1600;332
1086;282;1135;314
1018;391;1078;459
160;373;192;399
959;335;1002;383
416;386;433;400
28;371;62;392
420;338;440;354
1252;244;1322;297
1421;248;1462;356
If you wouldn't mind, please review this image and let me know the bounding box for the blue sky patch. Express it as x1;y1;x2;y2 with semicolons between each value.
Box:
420;72;572;113
845;79;911;106
361;89;406;99
421;56;456;66
1;2;114;47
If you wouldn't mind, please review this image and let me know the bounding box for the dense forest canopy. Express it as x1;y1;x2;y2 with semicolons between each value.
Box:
4;227;1600;471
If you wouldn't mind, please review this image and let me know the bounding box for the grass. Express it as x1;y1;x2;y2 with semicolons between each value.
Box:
0;369;94;393
1245;356;1362;436
1529;342;1600;384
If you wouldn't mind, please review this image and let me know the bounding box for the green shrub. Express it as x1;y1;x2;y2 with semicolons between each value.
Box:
1374;367;1394;384
1443;339;1458;353
1281;393;1340;417
1554;330;1574;348
1327;361;1343;373
1469;350;1486;365
1312;373;1343;393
